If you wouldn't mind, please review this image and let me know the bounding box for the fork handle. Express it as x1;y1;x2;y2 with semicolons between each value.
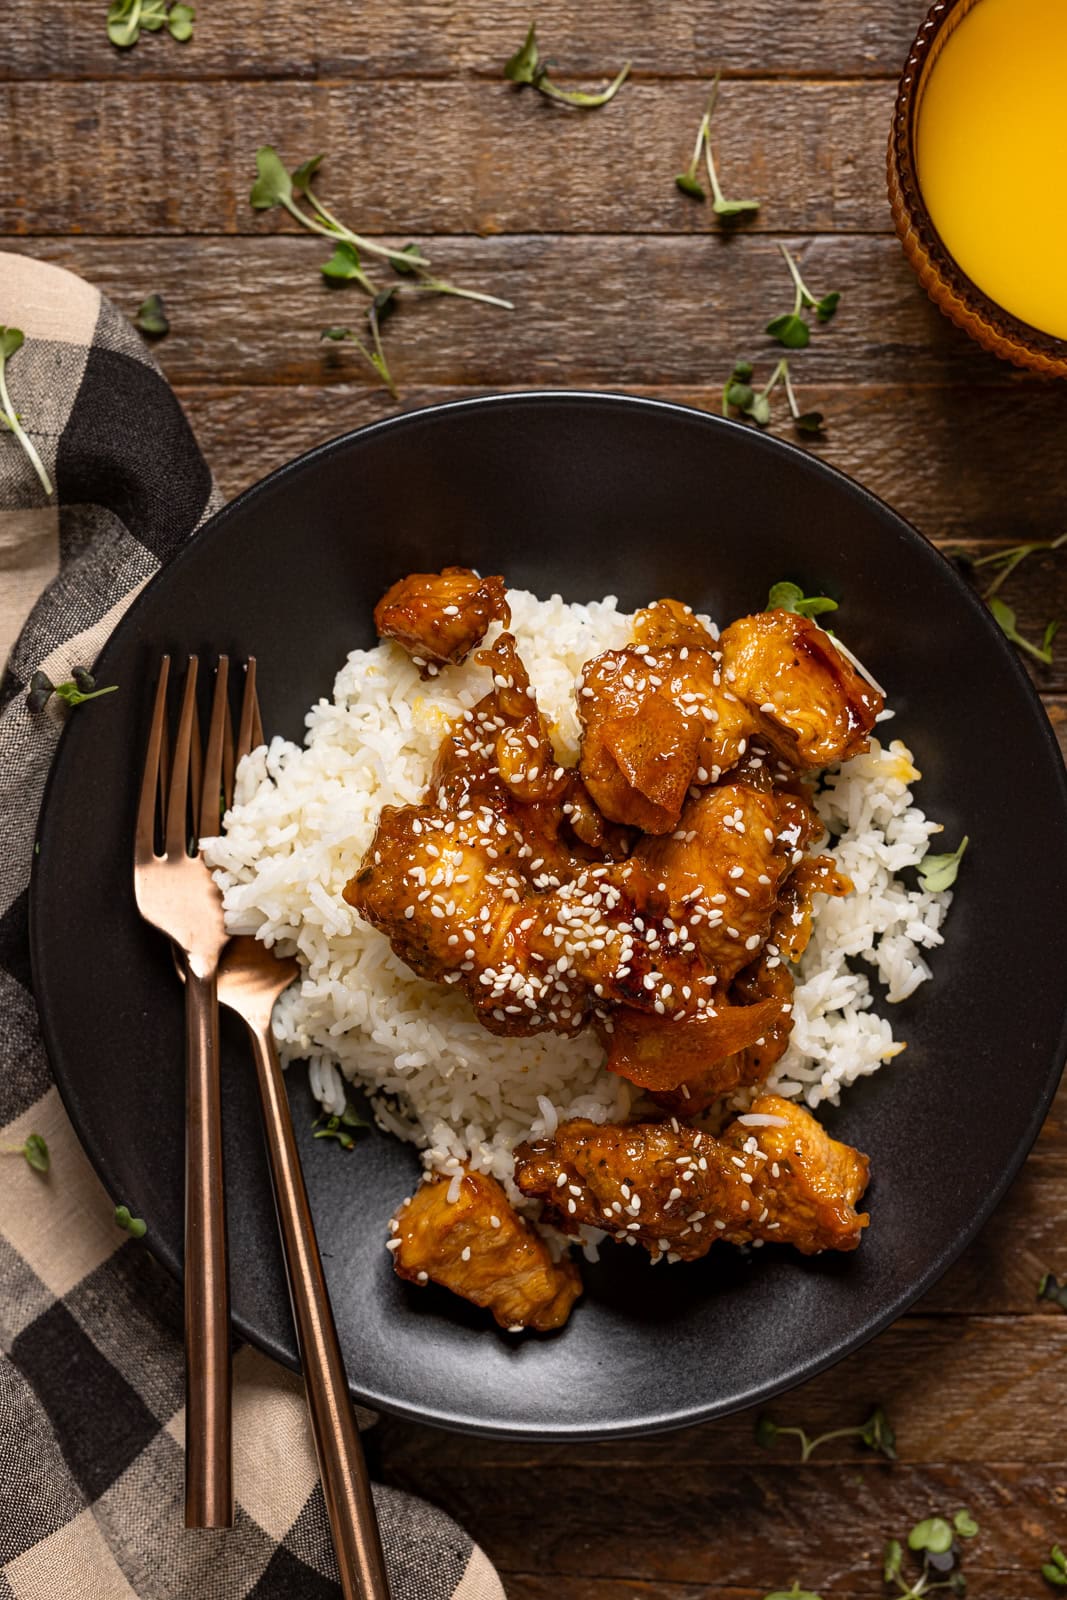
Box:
184;957;233;1529
245;1020;390;1600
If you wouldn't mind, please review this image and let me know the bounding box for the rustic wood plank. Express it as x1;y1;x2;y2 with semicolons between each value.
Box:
5;234;1048;389
374;1413;1066;1591
0;0;925;82
0;81;897;236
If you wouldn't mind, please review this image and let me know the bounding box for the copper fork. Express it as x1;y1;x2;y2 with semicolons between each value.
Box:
134;655;245;1529
216;683;390;1598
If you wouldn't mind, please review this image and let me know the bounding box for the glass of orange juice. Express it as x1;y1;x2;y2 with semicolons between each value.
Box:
889;0;1067;376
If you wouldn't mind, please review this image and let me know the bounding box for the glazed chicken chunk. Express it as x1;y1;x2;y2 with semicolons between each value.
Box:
390;1169;582;1331
515;1096;870;1262
374;565;510;673
720;608;883;768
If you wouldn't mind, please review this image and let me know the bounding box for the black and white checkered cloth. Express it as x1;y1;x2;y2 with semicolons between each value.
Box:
0;253;503;1600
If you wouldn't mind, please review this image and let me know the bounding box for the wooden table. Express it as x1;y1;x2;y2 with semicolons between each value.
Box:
6;3;1067;1595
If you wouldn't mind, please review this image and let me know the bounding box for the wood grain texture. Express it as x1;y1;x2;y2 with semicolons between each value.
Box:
9;2;1067;1592
0;80;896;236
0;0;922;82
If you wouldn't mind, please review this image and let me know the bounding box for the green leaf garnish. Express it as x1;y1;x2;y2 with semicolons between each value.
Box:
1043;1546;1067;1585
1038;1271;1067;1311
917;836;968;893
767;244;840;346
504;22;630;108
313;1096;370;1150
989;596;1058;665
766;312;810;349
675;75;759;217
114;1204;147;1238
290;154;325;196
107;0;193;49
953;1510;979;1539
4;1132;50;1173
25;666;118;713
908;1517;954;1556
0;326;54;498
250;148;513;326
753;1403;894;1463
884;1540;904;1582
722;356;824;436
250;145;294;210
971;529;1066;598
134;293;170;337
766;581;838;620
675;172;706;200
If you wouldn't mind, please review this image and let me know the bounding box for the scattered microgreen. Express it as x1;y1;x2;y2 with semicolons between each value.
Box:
3;1133;49;1173
972;530;1067;599
1038;1271;1067;1311
0;327;54;498
107;0;194;49
989;596;1058;666
114;1204;147;1238
25;667;118;714
917;835;968;893
313;1097;371;1150
882;1509;977;1599
504;22;631;108
755;1404;896;1464
674;74;760;216
767;244;840;347
252;147;512;395
766;581;838;621
134;293;170;337
722;356;824;436
1043;1545;1067;1587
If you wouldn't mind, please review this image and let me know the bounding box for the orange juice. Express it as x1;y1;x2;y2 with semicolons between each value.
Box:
916;0;1067;340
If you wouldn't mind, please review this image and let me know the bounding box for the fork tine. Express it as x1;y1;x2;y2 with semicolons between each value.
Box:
189;697;203;843
199;657;229;842
221;695;235;812
165;657;199;859
236;657;261;767
136;657;171;864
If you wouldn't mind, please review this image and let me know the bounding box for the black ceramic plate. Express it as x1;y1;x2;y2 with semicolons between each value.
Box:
31;393;1067;1439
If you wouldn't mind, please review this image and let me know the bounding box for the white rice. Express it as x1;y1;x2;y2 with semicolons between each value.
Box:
203;589;952;1200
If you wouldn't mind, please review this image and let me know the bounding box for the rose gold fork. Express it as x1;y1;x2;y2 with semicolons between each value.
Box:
134;654;246;1529
216;682;390;1599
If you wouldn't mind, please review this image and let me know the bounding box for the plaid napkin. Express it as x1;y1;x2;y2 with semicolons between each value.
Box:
0;252;504;1600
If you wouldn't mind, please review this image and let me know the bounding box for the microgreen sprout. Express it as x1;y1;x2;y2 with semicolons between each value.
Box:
766;243;840;348
988;596;1058;666
722;357;823;435
1042;1545;1067;1586
763;1585;824;1600
972;530;1067;598
107;0;194;49
675;75;759;216
3;1133;49;1173
0;328;54;498
917;836;968;892
755;1404;896;1463
134;293;170;338
504;23;631;108
766;581;838;621
26;666;118;714
883;1509;978;1599
114;1205;147;1238
1038;1271;1067;1311
251;147;512;309
313;1097;370;1150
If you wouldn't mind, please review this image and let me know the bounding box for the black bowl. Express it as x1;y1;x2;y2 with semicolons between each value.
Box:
30;392;1067;1438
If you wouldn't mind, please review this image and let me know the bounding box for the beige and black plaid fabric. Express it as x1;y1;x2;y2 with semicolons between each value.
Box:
0;253;504;1600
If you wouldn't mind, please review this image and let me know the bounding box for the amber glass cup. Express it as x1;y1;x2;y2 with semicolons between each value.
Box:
888;0;1067;377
